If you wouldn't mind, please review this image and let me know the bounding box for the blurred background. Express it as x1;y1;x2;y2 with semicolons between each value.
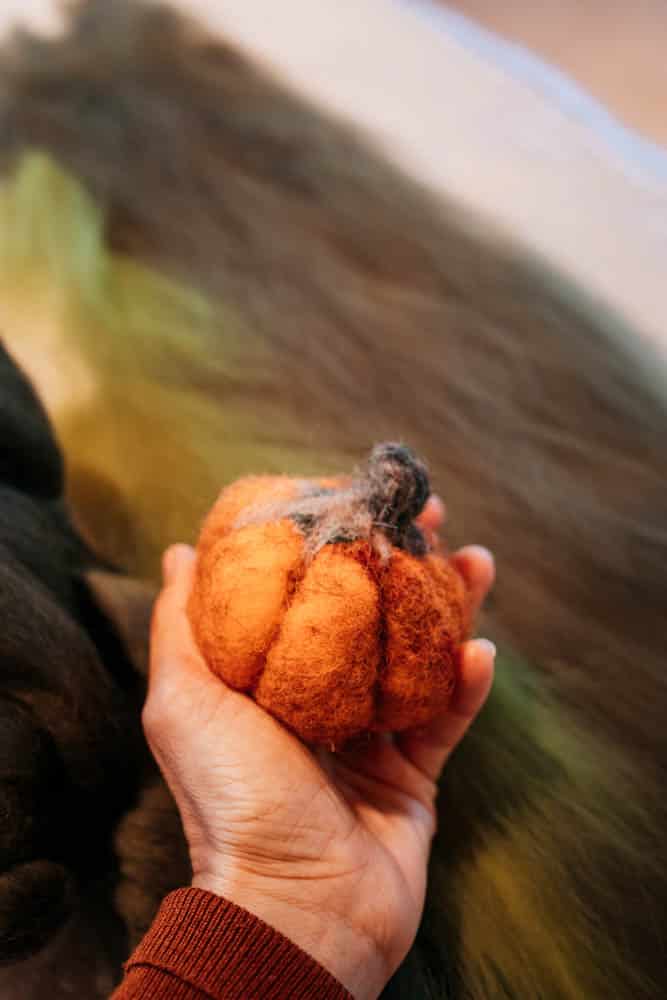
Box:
170;0;667;352
2;0;666;386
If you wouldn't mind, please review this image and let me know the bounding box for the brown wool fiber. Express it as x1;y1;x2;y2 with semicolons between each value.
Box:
187;444;469;746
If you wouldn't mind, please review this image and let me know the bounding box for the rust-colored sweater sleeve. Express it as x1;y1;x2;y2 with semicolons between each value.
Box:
110;888;353;1000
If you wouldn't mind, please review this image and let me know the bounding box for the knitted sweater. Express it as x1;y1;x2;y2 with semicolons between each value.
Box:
110;888;353;999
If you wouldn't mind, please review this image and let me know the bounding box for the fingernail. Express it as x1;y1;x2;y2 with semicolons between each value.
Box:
476;638;496;659
467;545;494;564
162;544;195;583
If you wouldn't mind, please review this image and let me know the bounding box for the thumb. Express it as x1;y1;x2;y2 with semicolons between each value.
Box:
145;544;288;753
149;544;214;688
145;544;238;736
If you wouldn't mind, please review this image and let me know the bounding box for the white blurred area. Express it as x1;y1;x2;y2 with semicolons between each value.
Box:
446;0;667;147
0;0;63;36
1;0;666;353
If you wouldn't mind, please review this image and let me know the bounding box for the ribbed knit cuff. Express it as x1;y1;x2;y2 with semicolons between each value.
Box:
122;887;353;999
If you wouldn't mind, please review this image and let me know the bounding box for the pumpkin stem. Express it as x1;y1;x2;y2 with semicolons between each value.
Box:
365;443;430;533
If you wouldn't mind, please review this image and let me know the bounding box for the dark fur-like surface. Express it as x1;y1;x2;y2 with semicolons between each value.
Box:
0;341;150;992
0;2;665;997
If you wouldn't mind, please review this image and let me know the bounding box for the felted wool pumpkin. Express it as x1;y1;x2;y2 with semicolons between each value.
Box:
187;444;469;747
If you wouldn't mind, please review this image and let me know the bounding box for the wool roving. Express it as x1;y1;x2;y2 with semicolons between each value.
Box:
188;443;469;747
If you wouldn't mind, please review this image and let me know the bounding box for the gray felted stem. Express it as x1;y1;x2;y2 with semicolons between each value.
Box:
364;443;430;550
236;443;432;557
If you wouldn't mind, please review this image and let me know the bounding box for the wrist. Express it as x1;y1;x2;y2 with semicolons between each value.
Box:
191;868;388;999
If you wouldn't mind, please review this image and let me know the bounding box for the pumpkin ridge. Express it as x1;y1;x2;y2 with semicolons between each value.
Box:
253;540;380;745
371;564;389;732
342;542;388;733
249;542;310;697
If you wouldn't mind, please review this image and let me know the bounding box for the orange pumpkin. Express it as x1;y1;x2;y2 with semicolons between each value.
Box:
188;444;469;747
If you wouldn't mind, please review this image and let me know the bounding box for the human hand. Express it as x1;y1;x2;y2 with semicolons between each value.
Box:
143;499;495;999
